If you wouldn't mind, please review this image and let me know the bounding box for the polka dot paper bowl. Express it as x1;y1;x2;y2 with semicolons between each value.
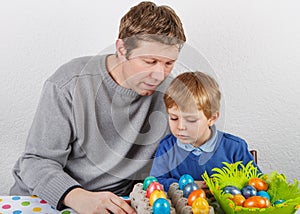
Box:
202;161;300;214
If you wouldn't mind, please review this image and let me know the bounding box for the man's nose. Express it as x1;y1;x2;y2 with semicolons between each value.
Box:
150;64;165;81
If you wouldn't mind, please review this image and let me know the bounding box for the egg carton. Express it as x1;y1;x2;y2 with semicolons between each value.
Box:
129;182;176;214
129;182;214;214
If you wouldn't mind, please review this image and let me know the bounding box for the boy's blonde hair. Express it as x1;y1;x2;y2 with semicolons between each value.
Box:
164;72;221;119
118;1;186;57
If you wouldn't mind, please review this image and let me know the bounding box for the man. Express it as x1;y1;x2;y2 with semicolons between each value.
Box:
10;1;186;214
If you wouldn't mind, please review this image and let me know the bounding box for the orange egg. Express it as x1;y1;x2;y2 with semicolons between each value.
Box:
264;198;271;208
187;189;206;206
232;194;246;206
243;196;268;208
248;178;268;191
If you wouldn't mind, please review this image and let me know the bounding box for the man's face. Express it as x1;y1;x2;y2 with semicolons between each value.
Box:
120;41;180;96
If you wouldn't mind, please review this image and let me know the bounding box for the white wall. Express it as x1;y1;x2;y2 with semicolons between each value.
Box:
1;0;299;195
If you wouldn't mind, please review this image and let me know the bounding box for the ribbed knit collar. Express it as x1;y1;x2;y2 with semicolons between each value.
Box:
98;54;141;98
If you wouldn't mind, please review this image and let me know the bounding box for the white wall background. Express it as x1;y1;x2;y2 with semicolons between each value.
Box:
1;0;300;195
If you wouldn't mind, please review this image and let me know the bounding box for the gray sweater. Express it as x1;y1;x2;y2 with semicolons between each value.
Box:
10;54;169;209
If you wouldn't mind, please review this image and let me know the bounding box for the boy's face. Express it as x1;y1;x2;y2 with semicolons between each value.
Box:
168;106;215;147
118;40;179;96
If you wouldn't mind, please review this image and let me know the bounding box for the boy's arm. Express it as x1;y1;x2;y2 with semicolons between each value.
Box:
150;141;178;191
234;138;261;172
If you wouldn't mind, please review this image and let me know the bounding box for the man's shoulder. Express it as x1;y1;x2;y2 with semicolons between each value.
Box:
48;55;103;88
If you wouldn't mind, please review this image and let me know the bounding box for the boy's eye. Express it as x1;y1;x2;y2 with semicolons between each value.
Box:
170;117;178;121
186;118;198;123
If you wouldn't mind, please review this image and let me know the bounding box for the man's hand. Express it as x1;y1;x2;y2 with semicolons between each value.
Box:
63;188;136;214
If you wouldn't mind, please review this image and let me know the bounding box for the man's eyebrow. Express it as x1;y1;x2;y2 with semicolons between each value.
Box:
140;55;177;61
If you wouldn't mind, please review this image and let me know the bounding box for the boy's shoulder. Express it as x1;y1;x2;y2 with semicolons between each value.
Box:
221;131;247;144
159;134;177;147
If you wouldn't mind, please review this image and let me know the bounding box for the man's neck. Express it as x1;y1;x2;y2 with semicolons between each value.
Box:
106;54;124;86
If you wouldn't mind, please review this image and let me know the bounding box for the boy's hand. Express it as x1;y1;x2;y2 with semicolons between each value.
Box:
194;180;216;202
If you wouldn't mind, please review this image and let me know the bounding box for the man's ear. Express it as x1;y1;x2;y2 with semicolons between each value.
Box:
115;39;127;59
208;111;220;127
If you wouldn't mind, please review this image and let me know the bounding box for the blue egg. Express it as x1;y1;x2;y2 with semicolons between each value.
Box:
183;182;199;198
241;185;257;199
179;174;194;190
274;199;286;205
223;185;241;195
257;190;271;200
153;198;170;214
143;176;158;190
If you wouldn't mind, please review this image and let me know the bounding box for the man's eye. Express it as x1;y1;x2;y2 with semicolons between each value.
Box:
166;61;174;66
145;60;156;64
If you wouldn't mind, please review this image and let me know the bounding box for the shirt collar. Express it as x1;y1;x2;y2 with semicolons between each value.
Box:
176;125;218;155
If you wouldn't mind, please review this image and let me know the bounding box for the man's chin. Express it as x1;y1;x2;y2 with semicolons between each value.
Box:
139;90;155;96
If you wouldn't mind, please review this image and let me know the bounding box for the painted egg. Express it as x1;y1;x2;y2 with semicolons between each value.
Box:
183;182;199;198
192;197;210;214
248;177;268;191
143;176;158;190
149;189;166;206
179;174;194;190
146;181;163;198
274;199;286;205
188;189;206;206
223;185;241;195
152;198;171;214
232;194;246;206
243;196;268;208
241;185;257;199
264;198;271;207
256;190;271;200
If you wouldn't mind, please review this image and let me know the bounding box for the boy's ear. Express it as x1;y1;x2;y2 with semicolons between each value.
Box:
208;111;220;127
116;39;127;59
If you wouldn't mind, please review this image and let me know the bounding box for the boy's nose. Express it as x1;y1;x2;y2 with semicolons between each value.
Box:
178;121;187;130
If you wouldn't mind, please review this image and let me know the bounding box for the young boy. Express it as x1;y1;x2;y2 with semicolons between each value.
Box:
150;71;259;191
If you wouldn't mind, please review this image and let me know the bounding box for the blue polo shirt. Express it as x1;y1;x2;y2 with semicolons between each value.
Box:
150;125;259;191
177;125;218;156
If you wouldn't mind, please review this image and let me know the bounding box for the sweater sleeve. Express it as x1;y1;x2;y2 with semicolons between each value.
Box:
150;140;178;191
233;137;261;172
15;80;81;209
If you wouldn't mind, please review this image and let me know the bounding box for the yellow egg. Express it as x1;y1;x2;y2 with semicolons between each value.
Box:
149;189;166;206
232;194;246;206
192;197;210;214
